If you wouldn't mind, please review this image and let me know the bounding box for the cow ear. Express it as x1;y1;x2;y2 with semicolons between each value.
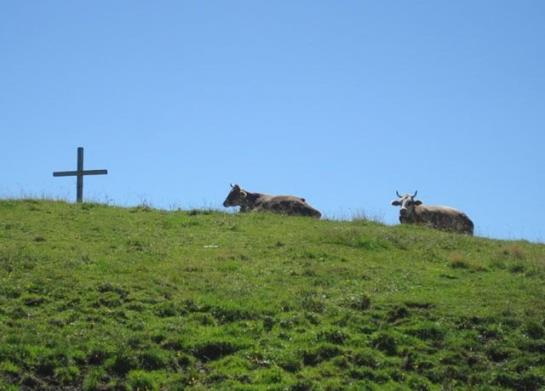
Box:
391;200;401;206
240;190;248;199
414;200;422;206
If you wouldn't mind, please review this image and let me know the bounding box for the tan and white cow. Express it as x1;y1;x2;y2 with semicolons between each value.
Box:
391;191;474;235
223;184;321;218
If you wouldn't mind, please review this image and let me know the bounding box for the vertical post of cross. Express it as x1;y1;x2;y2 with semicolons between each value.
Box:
77;147;84;203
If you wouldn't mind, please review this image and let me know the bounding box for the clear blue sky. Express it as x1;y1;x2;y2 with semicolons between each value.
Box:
1;1;544;242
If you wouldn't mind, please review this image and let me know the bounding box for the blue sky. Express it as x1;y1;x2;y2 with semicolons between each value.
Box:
1;1;544;242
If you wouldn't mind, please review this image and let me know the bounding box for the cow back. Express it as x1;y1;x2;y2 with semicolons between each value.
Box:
258;196;321;218
411;205;474;235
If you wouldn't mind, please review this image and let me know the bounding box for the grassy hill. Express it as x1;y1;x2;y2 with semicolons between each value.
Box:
0;199;544;390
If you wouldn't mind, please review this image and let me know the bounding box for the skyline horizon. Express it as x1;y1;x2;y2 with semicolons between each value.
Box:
1;162;541;244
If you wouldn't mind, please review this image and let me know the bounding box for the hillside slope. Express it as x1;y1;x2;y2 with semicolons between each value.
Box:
0;200;544;390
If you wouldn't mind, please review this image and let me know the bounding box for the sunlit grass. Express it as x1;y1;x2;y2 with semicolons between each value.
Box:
1;199;544;389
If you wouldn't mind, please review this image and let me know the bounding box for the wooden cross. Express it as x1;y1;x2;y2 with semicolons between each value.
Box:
53;147;108;203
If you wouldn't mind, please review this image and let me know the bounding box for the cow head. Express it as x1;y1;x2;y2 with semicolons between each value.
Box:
391;191;422;220
223;184;247;207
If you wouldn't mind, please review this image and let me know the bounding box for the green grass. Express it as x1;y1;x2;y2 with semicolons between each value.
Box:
1;199;544;390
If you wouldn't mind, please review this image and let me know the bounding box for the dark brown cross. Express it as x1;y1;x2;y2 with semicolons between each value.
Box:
53;147;108;203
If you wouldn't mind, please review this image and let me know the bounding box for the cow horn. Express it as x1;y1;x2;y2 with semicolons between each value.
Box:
230;183;235;188
396;190;401;198
413;190;418;197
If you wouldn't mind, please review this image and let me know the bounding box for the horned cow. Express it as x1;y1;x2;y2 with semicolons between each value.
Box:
223;184;321;218
391;191;474;235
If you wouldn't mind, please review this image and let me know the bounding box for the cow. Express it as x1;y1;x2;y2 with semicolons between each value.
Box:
391;191;474;235
223;184;321;218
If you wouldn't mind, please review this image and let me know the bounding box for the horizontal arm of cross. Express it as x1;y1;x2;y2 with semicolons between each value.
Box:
53;170;108;177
